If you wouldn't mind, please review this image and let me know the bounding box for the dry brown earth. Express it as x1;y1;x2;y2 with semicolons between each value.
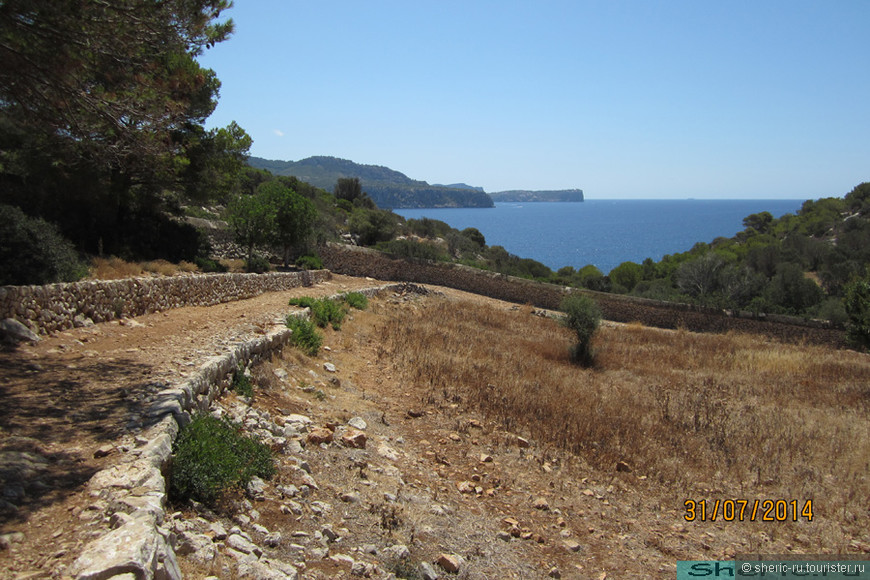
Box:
1;273;867;579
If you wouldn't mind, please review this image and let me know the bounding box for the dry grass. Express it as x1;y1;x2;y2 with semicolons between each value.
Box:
89;257;200;279
377;298;870;546
89;256;145;279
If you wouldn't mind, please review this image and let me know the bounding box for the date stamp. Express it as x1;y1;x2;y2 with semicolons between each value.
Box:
684;499;813;522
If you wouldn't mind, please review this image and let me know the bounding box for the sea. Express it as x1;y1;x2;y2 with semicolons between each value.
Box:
395;199;804;274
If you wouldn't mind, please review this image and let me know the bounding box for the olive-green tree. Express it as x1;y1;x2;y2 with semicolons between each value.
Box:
260;181;317;267
227;190;277;265
560;293;602;367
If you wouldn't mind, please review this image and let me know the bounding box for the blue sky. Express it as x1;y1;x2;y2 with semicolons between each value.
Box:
198;1;869;199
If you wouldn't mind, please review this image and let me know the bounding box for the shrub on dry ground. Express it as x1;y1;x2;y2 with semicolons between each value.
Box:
377;298;870;543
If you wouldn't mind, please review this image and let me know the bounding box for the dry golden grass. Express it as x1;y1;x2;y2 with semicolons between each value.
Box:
90;257;201;279
377;298;870;545
89;256;145;279
220;258;246;272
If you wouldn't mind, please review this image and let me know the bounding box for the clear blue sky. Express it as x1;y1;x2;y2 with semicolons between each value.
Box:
198;1;869;199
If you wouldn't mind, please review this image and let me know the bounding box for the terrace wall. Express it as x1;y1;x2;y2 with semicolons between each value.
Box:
319;243;847;348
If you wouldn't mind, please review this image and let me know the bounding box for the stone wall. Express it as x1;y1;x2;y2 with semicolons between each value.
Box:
0;270;331;336
70;283;414;580
319;243;848;348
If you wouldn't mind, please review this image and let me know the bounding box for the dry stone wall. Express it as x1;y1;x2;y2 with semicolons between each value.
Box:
319;243;847;348
0;270;330;336
71;283;414;580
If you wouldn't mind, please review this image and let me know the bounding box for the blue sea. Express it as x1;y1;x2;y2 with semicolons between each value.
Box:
395;199;804;274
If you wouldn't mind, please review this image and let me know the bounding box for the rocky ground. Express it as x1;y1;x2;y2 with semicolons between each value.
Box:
0;274;832;579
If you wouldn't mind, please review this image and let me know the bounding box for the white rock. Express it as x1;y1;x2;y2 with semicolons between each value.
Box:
227;533;261;556
377;443;400;462
71;514;180;580
347;417;367;430
176;532;212;556
209;521;228;540
384;544;410;560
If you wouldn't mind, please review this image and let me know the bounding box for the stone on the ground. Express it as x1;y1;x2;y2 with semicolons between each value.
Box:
0;319;39;344
247;476;267;499
419;561;439;580
307;427;333;445
341;428;367;449
227;533;261;556
347;416;367;430
437;553;463;573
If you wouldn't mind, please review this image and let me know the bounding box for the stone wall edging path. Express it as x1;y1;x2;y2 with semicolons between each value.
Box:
0;270;331;336
68;283;418;580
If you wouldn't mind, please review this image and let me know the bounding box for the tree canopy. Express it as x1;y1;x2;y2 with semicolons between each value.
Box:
0;0;245;261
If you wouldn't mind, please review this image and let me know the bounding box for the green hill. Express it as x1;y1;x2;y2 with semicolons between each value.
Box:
247;156;494;209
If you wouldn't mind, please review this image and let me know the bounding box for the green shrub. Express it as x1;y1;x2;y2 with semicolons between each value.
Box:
560;293;602;367
286;315;323;356
312;298;346;329
232;366;254;398
289;296;346;329
195;256;228;273
343;292;369;310
0;204;87;285
844;268;870;350
170;414;274;505
814;297;849;326
288;296;317;308
295;254;323;270
376;238;446;261
245;255;270;273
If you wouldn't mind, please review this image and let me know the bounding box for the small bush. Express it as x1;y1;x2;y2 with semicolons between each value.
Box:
844;269;870;350
245;255;270;273
296;254;323;270
0;204;87;285
376;238;446;261
814;297;849;326
232;366;254;399
313;298;347;329
289;296;318;309
170;414;274;505
343;292;369;310
195;256;228;273
292;296;347;329
560;293;602;367
286;315;323;356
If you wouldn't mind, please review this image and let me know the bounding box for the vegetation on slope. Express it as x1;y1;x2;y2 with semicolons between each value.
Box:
1;3;867;343
247;155;495;209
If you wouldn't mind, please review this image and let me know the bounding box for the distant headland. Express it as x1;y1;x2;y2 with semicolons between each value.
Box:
247;156;494;209
489;189;584;202
247;156;584;208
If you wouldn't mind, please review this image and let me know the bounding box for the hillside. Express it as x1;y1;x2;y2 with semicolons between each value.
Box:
247;156;494;209
2;277;867;579
489;189;585;202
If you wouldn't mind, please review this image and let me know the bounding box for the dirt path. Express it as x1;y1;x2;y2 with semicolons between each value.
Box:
0;274;388;578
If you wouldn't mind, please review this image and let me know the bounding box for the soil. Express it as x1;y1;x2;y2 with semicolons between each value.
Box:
0;274;385;579
2;273;856;579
